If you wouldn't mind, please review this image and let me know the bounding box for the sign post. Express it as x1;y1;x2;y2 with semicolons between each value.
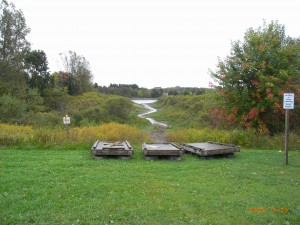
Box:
284;109;289;165
283;93;294;165
63;115;71;138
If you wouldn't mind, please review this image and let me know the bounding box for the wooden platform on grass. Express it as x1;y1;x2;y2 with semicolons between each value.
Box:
142;143;182;160
181;142;240;158
91;140;134;160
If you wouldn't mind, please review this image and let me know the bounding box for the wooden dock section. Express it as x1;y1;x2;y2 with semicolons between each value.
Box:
181;142;240;159
91;140;134;160
142;143;183;160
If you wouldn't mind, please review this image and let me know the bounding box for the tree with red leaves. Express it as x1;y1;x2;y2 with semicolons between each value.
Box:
210;21;300;134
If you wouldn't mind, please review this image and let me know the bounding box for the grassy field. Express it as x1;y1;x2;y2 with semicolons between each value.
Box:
1;148;299;225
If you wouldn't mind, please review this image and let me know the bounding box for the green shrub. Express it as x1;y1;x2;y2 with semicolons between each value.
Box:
0;95;26;123
24;111;62;127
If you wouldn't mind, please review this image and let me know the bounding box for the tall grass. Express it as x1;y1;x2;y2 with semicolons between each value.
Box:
1;123;299;150
166;128;300;150
0;123;150;149
0;124;33;146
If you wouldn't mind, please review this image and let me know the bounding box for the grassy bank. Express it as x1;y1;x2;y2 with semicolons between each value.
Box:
1;148;299;224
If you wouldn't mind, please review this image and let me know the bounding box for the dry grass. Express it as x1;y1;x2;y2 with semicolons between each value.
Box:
0;123;151;149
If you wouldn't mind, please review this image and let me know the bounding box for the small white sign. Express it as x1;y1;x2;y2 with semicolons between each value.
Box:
63;116;70;124
283;93;294;109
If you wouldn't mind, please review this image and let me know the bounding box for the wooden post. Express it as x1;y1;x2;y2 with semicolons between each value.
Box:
284;109;289;165
283;93;294;165
66;123;69;139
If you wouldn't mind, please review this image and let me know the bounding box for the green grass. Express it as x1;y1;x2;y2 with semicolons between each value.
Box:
1;148;299;224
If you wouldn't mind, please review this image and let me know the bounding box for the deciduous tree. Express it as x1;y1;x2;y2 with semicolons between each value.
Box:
0;0;30;67
0;60;29;99
25;50;50;94
51;71;81;96
59;51;93;94
210;21;300;133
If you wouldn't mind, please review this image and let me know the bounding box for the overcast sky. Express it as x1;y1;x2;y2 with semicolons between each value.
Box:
12;0;300;88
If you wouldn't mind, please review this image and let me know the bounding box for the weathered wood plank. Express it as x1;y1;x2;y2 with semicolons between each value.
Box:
91;140;134;159
142;143;182;159
181;142;240;157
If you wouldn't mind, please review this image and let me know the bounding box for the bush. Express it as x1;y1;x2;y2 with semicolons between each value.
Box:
0;95;26;123
24;111;62;127
105;96;133;120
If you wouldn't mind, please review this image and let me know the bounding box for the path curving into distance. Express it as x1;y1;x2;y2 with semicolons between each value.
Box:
132;99;167;127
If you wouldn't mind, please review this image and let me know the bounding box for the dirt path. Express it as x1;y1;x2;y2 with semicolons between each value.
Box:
132;99;169;142
147;126;168;143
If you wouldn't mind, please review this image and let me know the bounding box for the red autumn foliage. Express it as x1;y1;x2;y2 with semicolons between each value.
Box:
251;80;259;86
209;21;300;133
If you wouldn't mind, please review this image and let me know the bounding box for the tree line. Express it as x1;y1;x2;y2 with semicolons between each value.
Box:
94;84;209;98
